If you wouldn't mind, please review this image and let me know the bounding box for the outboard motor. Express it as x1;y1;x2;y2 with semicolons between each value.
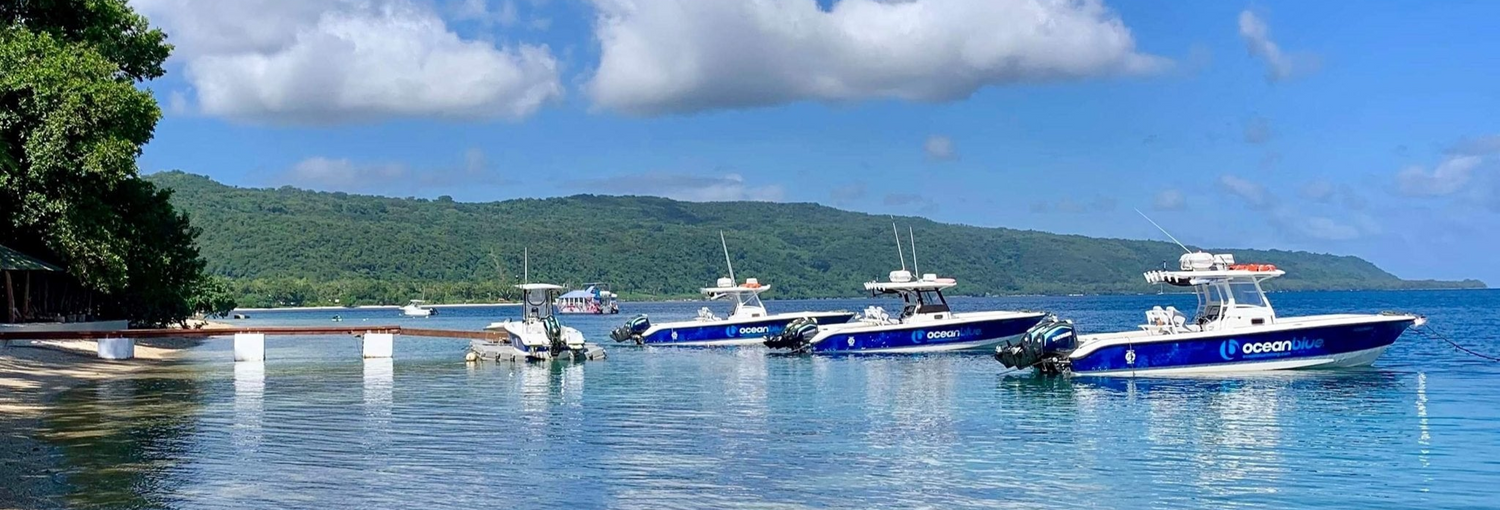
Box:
995;317;1077;375
543;316;566;354
610;314;651;344
764;317;819;352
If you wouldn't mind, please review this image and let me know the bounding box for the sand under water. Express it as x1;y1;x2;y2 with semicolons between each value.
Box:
0;321;230;510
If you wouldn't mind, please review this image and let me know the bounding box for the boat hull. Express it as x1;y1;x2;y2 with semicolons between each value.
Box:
1066;317;1414;376
807;313;1046;354
640;312;856;347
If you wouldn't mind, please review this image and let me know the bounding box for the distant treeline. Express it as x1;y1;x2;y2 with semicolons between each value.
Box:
148;172;1486;308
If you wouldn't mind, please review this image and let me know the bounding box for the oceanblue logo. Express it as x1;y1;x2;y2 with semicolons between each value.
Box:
726;325;770;337
1220;339;1241;360
911;330;925;343
1220;337;1325;360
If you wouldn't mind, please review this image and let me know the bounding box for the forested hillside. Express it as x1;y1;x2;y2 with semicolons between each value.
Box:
147;172;1483;307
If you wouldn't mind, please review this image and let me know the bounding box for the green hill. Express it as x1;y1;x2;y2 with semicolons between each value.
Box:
145;172;1484;307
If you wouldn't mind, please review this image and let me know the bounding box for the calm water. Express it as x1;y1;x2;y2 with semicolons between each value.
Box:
15;290;1500;509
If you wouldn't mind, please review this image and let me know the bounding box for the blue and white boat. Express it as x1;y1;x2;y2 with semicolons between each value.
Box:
995;252;1426;376
610;231;855;346
610;277;856;346
764;269;1048;354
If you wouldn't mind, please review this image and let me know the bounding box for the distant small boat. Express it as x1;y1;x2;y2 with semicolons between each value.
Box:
557;283;619;315
996;252;1425;376
400;299;436;317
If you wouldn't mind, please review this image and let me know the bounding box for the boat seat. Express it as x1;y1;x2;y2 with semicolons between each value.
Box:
1165;306;1189;333
861;306;891;324
1142;306;1168;331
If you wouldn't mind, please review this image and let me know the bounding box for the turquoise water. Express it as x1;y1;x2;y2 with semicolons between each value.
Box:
19;290;1500;509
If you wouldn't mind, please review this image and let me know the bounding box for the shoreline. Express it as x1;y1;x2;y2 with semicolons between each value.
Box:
0;325;216;510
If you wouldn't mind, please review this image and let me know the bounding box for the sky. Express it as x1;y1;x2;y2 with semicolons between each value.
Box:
128;0;1500;285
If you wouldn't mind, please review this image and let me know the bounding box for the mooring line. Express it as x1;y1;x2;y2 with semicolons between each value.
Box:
1417;325;1500;363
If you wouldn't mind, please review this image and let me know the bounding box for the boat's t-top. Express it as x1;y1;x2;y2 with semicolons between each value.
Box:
863;270;958;322
700;277;770;320
1143;252;1283;334
516;283;565;321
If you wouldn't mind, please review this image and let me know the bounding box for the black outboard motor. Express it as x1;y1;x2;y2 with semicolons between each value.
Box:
610;314;651;344
995;316;1077;375
764;317;819;352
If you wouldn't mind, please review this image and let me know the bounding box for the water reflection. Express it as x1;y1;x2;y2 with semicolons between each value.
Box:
233;362;264;454
44;374;203;509
17;290;1497;509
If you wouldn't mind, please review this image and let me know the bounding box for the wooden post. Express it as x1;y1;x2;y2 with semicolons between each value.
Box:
23;272;30;320
4;270;14;324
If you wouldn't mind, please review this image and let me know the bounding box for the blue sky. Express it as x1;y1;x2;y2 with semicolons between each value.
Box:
130;0;1500;284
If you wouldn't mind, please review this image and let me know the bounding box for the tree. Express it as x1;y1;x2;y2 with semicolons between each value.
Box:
1;0;227;325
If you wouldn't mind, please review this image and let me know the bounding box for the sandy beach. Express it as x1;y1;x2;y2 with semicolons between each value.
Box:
0;320;230;509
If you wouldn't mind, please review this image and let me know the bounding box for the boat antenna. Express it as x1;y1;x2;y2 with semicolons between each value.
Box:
719;230;736;282
1135;208;1191;254
892;221;907;271
908;226;920;275
524;246;529;284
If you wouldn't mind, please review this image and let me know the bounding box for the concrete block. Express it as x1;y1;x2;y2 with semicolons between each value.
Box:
362;333;394;358
234;333;265;362
97;337;135;360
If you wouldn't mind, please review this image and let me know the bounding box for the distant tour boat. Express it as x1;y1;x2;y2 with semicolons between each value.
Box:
995;252;1425;376
763;226;1047;354
557;283;619;315
400;299;435;317
610;232;854;346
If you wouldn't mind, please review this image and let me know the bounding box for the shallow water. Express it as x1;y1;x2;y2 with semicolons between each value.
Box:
12;290;1500;509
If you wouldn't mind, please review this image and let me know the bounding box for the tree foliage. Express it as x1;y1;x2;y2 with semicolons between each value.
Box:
147;172;1484;308
1;0;228;325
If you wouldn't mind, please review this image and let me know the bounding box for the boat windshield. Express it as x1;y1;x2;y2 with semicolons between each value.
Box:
727;290;766;316
1228;280;1267;307
524;290;554;320
899;289;950;318
1195;284;1226;324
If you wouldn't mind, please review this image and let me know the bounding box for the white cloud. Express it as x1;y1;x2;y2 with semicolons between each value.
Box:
287;157;408;190
1152;189;1186;211
924;135;957;161
569;172;784;202
1220;174;1372;241
1243;117;1272;144
1289;213;1361;241
1300;180;1335;202
1397;156;1481;197
280;148;496;192
1219;174;1273;209
1237;10;1314;82
829;181;868;204
585;0;1168;115
136;0;563;124
450;0;519;27
1031;196;1116;214
1447;135;1500;157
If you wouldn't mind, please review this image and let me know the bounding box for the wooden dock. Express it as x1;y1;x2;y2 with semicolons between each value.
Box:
0;325;502;341
0;325;507;361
